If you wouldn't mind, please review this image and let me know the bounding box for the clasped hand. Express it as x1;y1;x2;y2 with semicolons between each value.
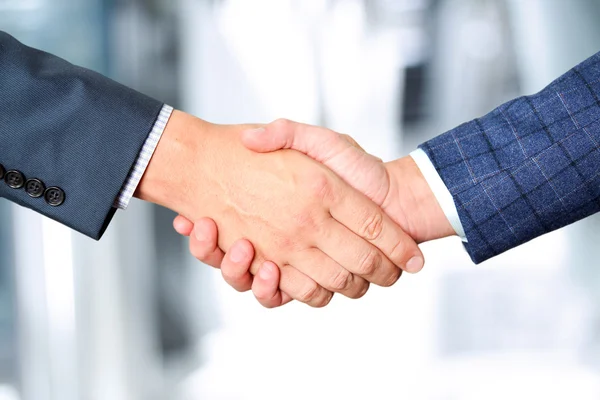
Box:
154;117;452;308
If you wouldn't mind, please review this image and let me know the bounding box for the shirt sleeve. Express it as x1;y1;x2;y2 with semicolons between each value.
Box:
410;148;467;241
114;104;174;209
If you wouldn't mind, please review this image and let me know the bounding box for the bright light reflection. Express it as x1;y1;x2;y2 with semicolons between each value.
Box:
41;218;76;337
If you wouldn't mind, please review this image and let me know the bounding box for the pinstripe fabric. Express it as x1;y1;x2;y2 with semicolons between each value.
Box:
0;31;163;239
420;52;600;264
114;104;173;209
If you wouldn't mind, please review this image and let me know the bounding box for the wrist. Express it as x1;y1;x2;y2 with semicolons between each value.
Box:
135;110;213;212
384;156;455;243
135;111;265;220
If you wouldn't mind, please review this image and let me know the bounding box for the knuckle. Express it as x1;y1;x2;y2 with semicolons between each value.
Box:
357;282;370;299
357;250;382;276
347;281;370;299
328;268;353;292
270;118;293;131
381;268;402;288
190;243;211;262
311;291;333;308
339;133;357;146
221;263;242;284
255;292;276;307
291;210;319;233
389;238;410;266
227;279;247;292
274;234;296;250
221;271;237;287
308;173;335;202
261;301;278;309
298;281;321;304
359;212;384;241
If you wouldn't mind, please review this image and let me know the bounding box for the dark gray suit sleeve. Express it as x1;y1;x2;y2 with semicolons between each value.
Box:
0;31;164;239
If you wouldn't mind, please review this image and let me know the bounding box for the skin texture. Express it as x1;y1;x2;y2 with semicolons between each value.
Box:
173;119;455;308
137;112;424;307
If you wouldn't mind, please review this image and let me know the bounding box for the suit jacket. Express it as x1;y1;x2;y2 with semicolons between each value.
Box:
422;51;600;263
0;31;163;239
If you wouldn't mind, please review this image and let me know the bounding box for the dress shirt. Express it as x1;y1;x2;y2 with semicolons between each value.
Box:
114;104;173;209
410;148;467;241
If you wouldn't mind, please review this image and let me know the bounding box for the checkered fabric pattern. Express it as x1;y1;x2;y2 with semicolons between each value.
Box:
420;52;600;263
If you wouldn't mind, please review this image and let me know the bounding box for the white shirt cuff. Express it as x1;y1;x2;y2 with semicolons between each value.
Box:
410;148;467;241
113;104;174;209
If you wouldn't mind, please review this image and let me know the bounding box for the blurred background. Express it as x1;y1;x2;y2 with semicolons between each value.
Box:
1;0;600;399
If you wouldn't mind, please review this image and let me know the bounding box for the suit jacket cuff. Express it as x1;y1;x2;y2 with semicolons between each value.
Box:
114;104;173;209
0;32;164;240
409;148;467;240
419;51;600;264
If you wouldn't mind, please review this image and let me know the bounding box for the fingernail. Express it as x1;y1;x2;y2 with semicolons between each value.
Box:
406;256;424;273
229;245;247;263
259;263;274;280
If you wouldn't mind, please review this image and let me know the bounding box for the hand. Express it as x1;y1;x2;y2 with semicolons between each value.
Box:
139;112;424;307
173;216;289;307
237;119;454;243
174;119;454;307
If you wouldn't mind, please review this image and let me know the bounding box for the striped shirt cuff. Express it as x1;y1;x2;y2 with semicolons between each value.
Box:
410;148;467;241
114;104;174;209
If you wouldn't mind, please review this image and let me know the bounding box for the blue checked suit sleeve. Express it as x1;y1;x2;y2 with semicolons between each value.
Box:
420;52;600;264
0;31;164;239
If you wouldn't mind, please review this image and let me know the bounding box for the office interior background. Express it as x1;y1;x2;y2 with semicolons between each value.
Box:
1;0;600;399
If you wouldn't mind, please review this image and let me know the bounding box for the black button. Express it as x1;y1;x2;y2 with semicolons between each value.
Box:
5;170;25;189
25;178;46;198
0;164;4;180
44;187;65;206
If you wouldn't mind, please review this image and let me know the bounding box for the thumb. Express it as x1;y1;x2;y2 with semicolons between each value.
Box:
241;126;289;153
242;119;389;206
241;118;351;163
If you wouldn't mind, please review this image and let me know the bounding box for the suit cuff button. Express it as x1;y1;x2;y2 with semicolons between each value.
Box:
25;178;46;198
44;187;65;207
5;170;25;189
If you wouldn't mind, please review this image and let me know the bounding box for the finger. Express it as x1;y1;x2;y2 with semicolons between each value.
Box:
221;239;256;292
317;218;402;286
173;215;195;236
267;262;333;308
252;262;293;308
327;187;425;275
189;219;225;268
288;248;370;299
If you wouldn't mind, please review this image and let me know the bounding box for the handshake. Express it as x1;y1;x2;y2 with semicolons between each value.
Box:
4;30;595;305
137;112;456;308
